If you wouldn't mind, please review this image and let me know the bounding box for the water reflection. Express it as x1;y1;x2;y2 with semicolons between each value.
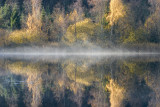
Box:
0;55;160;107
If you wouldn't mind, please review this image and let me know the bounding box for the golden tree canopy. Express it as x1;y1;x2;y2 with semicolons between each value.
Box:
107;0;126;25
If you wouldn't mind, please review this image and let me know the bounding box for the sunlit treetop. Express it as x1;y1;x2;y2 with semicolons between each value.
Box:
107;0;126;26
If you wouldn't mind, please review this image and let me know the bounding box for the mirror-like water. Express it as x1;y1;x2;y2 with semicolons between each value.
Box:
0;49;160;107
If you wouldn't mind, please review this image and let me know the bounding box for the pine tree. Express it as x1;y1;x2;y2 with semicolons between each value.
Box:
10;5;21;30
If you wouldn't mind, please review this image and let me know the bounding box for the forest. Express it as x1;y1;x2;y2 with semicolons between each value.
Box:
1;1;160;107
0;0;160;47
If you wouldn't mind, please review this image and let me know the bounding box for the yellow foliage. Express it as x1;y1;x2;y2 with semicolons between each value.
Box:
122;61;136;73
7;29;47;44
58;80;64;88
58;15;65;24
63;62;97;86
107;0;126;25
121;27;147;44
63;18;97;43
7;61;46;107
27;0;42;31
106;79;125;107
7;0;45;45
54;13;65;26
122;31;136;44
27;14;42;31
28;73;42;107
68;9;84;22
7;61;47;75
121;61;147;75
70;82;84;94
63;31;76;43
8;62;37;75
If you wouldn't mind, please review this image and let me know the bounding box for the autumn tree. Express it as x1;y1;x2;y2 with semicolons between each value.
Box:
69;0;84;42
26;0;42;30
7;0;47;45
116;0;150;44
107;0;126;41
51;4;67;42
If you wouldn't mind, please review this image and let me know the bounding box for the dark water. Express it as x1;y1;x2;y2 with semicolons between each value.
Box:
0;55;160;107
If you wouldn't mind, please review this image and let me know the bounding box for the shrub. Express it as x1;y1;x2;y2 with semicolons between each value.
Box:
7;29;47;45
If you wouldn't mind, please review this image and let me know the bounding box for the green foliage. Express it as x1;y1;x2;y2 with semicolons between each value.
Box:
122;31;137;44
10;5;21;30
41;7;46;23
121;27;148;44
134;27;148;42
0;4;21;30
0;84;8;98
121;61;148;75
0;4;11;28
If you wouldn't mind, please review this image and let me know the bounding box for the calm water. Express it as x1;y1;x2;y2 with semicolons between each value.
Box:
0;54;160;107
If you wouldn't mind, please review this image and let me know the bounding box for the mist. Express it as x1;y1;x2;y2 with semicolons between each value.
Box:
0;46;159;62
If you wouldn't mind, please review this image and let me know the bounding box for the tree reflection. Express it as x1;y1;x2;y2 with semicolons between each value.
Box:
0;59;159;107
7;61;47;107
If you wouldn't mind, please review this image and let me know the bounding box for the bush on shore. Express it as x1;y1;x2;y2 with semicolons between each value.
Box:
7;29;47;45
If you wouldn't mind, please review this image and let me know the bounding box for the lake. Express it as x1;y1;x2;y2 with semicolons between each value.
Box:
0;50;159;107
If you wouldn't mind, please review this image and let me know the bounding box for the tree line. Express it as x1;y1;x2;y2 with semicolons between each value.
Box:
0;0;160;46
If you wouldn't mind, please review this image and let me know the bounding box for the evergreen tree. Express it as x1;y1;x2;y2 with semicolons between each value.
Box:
10;5;21;30
0;4;12;29
0;0;6;6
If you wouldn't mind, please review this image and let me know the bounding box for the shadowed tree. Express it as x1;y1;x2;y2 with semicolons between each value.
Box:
145;0;160;43
88;0;108;39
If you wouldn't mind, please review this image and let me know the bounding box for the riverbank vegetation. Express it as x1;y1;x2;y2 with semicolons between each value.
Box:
0;0;160;47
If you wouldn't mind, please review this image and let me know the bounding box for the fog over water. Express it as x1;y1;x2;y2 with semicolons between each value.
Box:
0;46;159;58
